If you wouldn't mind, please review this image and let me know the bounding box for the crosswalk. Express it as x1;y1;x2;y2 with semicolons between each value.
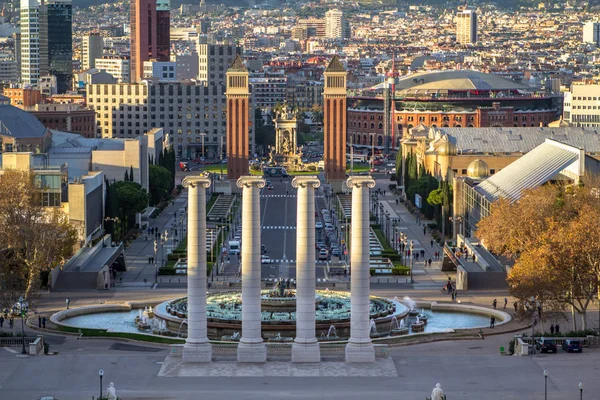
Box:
264;259;328;264
261;194;296;198
261;225;296;230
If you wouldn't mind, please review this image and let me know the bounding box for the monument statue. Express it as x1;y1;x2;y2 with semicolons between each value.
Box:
431;383;444;400
106;382;117;400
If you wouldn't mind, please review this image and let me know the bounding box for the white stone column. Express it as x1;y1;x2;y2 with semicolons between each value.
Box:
236;176;267;363
182;176;212;363
345;176;376;363
291;176;321;363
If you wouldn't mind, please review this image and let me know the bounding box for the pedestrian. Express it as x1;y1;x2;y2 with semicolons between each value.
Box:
471;254;476;262
492;299;497;309
0;315;3;327
504;298;508;309
415;253;419;261
396;199;399;205
38;316;42;328
42;317;46;329
423;226;426;235
420;250;425;258
555;324;560;334
513;301;518;313
9;317;13;328
428;258;432;267
430;239;434;247
66;297;70;310
490;316;495;328
550;325;555;335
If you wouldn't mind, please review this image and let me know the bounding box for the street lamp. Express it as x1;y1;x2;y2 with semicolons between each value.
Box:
99;368;104;399
543;369;548;400
409;240;414;284
579;382;583;400
17;296;28;354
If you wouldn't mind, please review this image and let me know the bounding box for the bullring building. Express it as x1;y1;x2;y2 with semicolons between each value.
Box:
348;70;561;151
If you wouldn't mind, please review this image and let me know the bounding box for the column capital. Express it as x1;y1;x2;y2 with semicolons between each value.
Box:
236;175;266;189
346;176;375;189
291;176;321;189
182;175;212;189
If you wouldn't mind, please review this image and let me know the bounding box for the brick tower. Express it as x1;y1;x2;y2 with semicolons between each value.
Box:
226;55;250;181
323;56;347;191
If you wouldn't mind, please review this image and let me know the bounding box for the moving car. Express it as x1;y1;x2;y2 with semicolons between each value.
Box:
318;249;328;260
261;245;267;255
536;338;557;353
268;185;274;190
331;248;341;257
261;255;271;264
562;339;582;353
315;222;323;229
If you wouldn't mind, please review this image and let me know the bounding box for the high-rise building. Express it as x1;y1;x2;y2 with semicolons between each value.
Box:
583;21;600;46
46;0;72;93
325;9;350;39
456;9;477;44
225;55;250;181
297;17;326;38
20;0;43;86
323;56;347;189
20;0;72;92
197;40;242;85
82;35;104;70
130;0;170;83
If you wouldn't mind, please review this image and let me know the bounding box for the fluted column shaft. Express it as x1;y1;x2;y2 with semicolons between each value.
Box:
346;176;376;363
182;176;212;363
292;176;321;363
236;176;267;363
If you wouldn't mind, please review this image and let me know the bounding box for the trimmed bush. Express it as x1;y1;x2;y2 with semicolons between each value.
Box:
158;267;176;275
391;266;410;275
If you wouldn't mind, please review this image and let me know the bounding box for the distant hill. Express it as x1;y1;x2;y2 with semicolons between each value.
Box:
73;0;256;9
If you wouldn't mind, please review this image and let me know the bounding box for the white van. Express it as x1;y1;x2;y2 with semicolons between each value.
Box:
229;240;241;255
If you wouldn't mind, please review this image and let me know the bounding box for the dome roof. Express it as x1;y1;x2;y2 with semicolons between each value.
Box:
467;159;490;179
437;137;457;156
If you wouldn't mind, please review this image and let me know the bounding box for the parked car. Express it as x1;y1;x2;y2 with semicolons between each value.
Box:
536;338;557;353
315;222;323;229
261;255;271;264
562;339;582;353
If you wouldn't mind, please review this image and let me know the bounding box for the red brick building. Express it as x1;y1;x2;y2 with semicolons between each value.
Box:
28;104;96;138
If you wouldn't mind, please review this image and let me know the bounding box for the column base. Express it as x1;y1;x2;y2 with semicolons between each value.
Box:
182;341;212;363
237;340;267;363
292;341;321;363
345;341;375;363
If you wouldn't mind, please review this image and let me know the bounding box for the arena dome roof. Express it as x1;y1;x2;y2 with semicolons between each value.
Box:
371;70;532;95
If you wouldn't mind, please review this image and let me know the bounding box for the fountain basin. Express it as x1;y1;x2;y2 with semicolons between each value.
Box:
390;327;410;336
411;321;425;332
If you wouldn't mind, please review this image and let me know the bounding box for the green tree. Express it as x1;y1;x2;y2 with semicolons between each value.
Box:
149;165;173;206
130;165;134;181
114;181;148;233
124;168;129;182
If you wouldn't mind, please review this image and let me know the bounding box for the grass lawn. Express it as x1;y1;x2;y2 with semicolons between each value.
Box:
348;164;370;173
201;164;227;173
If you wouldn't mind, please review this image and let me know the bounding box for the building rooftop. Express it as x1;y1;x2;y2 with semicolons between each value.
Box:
435;127;600;155
0;104;48;139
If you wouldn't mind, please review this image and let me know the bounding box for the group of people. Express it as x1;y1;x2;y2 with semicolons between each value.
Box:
0;314;14;328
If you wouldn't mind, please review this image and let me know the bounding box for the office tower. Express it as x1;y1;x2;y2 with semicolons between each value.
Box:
14;32;20;82
323;56;347;190
130;0;170;83
583;21;600;46
325;9;350;39
197;41;242;85
47;0;72;93
225;55;250;181
82;35;104;70
456;9;477;44
20;0;42;86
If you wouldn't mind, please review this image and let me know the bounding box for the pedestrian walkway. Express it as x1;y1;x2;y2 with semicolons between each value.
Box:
121;193;189;284
261;226;296;230
372;181;452;288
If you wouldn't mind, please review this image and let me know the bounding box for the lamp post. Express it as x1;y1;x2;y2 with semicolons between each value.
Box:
99;368;104;399
579;382;583;400
543;369;548;400
409;240;414;284
17;296;27;354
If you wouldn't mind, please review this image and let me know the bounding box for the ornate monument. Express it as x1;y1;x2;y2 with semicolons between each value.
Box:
272;103;302;170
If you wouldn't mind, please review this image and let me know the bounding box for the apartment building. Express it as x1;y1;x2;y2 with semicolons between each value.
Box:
249;70;287;111
456;9;477;44
563;83;600;127
86;81;255;159
95;58;130;83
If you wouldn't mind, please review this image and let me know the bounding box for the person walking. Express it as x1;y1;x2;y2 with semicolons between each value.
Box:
428;258;432;267
423;226;426;235
430;239;434;247
66;297;70;310
9;317;13;329
504;298;508;309
490;316;495;328
38;316;42;328
550;325;555;335
555;324;560;334
0;315;4;328
492;299;497;309
513;301;518;313
41;317;46;329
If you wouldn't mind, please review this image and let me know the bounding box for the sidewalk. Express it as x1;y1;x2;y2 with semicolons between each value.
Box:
372;180;452;289
120;193;188;284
